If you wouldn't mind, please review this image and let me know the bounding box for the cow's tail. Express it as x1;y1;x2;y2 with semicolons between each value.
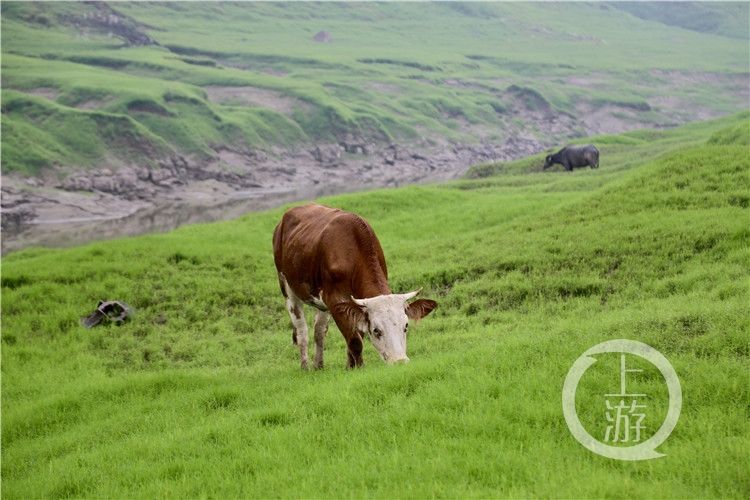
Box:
272;221;288;298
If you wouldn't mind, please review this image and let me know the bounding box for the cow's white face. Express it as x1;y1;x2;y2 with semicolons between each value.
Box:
351;290;437;364
353;293;411;363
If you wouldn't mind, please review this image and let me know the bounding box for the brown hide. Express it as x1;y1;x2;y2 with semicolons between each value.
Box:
273;204;391;360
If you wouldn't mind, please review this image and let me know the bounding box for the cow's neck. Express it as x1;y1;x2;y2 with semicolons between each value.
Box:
351;260;390;299
321;266;390;306
352;277;390;299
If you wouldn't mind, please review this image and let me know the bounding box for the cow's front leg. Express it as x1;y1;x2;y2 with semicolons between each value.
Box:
313;311;329;369
346;334;364;369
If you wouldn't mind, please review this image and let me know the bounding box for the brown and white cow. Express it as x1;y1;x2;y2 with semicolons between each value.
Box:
272;203;437;369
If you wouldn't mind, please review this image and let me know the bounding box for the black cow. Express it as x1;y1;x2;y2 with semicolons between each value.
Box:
544;145;599;171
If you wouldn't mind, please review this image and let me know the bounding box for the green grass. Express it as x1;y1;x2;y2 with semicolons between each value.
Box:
2;113;748;498
2;2;748;174
466;110;750;178
609;2;750;40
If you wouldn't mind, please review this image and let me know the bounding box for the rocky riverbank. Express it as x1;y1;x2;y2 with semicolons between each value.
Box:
1;135;543;253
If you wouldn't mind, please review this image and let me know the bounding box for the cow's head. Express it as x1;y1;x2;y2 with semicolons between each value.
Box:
340;290;437;364
543;155;553;169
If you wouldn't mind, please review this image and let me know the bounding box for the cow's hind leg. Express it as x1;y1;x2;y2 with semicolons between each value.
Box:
278;273;298;345
313;311;329;369
286;295;309;369
281;278;309;370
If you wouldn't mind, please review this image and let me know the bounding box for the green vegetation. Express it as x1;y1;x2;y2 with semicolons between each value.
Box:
2;2;748;174
466;110;750;178
610;2;750;40
2;113;748;497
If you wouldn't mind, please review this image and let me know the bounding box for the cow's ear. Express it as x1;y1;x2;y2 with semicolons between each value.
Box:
332;301;368;330
406;299;437;321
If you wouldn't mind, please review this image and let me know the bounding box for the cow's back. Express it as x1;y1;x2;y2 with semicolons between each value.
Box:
561;144;598;168
273;204;336;279
273;204;389;302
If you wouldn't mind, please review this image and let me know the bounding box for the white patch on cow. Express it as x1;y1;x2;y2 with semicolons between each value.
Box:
352;291;419;364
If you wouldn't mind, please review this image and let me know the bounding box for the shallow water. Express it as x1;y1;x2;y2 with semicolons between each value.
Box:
1;182;382;254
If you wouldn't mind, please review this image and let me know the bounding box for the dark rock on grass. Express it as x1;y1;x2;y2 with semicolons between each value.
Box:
81;300;133;328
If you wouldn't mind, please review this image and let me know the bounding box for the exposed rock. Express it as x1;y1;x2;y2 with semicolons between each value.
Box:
383;144;400;165
149;168;174;186
62;176;93;191
311;144;342;164
313;31;332;43
91;175;115;193
1;205;35;232
136;167;151;181
62;2;156;46
340;141;368;155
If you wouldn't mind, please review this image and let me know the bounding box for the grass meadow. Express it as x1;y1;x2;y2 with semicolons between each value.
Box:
2;113;748;497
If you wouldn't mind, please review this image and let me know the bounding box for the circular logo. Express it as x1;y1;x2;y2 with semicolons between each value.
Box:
562;339;682;461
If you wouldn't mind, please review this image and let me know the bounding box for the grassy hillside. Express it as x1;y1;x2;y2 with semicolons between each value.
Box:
2;2;748;174
610;2;750;39
2;114;748;498
467;110;750;178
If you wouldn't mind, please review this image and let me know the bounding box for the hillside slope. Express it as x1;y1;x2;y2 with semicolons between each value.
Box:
2;1;747;177
610;1;750;39
2;114;748;498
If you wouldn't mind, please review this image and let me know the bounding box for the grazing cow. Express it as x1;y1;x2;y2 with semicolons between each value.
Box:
544;144;599;171
272;204;437;369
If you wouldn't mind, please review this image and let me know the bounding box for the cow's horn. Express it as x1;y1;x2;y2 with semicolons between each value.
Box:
351;296;367;307
401;289;421;301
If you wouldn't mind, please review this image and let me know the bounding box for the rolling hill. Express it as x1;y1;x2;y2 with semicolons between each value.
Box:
3;2;748;173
